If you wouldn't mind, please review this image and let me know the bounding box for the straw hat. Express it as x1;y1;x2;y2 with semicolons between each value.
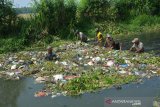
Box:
132;38;139;43
106;34;111;38
47;46;52;50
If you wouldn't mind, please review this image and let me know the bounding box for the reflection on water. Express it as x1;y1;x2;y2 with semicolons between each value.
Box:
0;77;160;107
116;31;160;52
0;79;25;107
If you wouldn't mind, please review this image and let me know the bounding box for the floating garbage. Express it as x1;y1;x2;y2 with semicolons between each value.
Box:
88;61;94;66
78;57;83;61
40;67;45;71
31;57;37;61
140;64;147;68
125;60;131;64
11;65;17;70
51;93;62;98
119;64;129;68
0;64;2;68
0;40;159;96
18;65;24;69
18;60;25;63
55;61;59;64
8;57;13;61
53;74;63;81
51;94;57;98
56;93;61;96
151;71;157;74
6;72;15;76
34;91;48;97
106;60;114;67
92;57;101;63
102;58;105;61
84;64;88;66
118;70;127;74
4;72;20;80
12;61;19;65
134;71;141;76
85;56;90;59
73;63;78;67
15;76;20;80
61;62;68;66
64;75;80;80
15;70;21;75
35;77;46;83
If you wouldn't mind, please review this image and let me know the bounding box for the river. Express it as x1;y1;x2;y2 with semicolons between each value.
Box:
0;31;160;107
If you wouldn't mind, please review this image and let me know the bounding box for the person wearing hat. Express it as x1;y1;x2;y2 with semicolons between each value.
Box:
104;34;114;48
104;34;122;50
75;30;87;43
45;46;57;61
130;38;144;53
96;28;104;46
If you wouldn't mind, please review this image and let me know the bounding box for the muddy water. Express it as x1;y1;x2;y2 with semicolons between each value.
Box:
117;31;160;53
0;77;160;107
0;32;160;107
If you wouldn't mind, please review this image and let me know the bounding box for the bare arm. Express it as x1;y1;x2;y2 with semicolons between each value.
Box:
120;43;122;51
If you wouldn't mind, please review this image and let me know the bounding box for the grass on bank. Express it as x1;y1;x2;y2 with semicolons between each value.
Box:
0;15;160;54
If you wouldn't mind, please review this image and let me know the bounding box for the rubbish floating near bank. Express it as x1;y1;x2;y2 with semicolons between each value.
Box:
0;41;159;96
34;91;48;97
35;77;46;83
11;65;17;70
106;60;114;67
53;74;63;82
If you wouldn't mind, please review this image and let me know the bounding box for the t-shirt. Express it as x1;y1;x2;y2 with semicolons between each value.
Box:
79;32;86;38
132;42;143;50
79;32;87;42
106;38;115;47
97;32;103;42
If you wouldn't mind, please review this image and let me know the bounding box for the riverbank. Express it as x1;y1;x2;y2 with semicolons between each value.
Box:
0;40;160;96
0;19;160;54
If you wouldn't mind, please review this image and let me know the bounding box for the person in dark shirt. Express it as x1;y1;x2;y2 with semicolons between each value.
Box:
104;34;121;50
45;46;57;61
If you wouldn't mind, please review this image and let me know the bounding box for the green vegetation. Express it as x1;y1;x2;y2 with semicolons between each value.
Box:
0;0;17;35
0;0;160;53
0;0;160;97
59;72;138;95
0;41;160;95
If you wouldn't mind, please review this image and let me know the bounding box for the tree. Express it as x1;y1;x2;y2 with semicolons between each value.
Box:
0;0;16;35
33;0;77;37
77;0;117;22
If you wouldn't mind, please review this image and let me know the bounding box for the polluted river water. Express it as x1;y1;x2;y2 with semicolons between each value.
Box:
0;31;160;107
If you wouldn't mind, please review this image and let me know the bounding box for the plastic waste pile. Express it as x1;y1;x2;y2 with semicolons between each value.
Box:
0;41;159;97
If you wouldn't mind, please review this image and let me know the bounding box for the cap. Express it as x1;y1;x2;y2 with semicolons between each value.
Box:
107;34;111;38
96;28;100;32
47;46;52;50
132;38;139;43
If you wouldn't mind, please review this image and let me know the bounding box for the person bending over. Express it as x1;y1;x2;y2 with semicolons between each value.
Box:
130;38;144;53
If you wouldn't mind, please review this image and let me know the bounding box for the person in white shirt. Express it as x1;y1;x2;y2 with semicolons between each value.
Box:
75;30;87;43
130;38;144;53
